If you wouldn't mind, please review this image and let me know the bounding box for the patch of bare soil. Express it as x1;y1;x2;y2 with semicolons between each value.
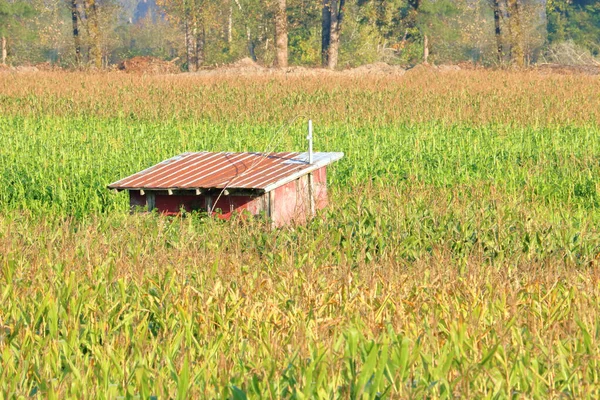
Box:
0;62;67;73
404;63;437;74
345;62;406;76
534;63;600;75
195;57;269;76
404;63;463;75
15;65;39;72
34;62;63;71
282;66;336;76
437;64;462;73
192;59;408;77
230;57;264;70
118;56;180;74
456;61;484;70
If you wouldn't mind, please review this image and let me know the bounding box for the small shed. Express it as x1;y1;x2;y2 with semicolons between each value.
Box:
107;151;343;226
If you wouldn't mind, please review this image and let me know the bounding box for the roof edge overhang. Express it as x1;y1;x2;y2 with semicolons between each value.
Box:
107;153;196;189
109;188;264;197
261;152;344;192
107;151;344;193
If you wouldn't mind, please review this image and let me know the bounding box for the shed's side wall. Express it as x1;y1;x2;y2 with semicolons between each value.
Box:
312;166;328;210
271;166;328;226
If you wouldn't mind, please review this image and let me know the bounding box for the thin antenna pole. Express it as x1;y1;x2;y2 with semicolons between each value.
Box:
307;119;315;218
307;119;313;164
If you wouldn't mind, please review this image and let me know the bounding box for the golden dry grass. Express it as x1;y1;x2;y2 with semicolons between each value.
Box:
1;70;599;126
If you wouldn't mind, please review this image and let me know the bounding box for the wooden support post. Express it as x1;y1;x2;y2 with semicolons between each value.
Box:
1;36;6;66
307;173;315;219
205;195;213;217
268;191;275;228
146;192;155;211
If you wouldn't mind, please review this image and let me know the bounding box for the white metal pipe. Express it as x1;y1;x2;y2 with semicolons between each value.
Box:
307;119;315;218
307;119;313;164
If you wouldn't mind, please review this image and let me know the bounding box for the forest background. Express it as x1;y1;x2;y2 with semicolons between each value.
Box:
1;0;599;70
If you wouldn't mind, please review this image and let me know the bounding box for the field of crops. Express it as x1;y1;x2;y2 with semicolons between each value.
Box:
2;71;600;398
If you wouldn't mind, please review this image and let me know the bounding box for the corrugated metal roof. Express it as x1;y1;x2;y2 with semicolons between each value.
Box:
108;151;343;192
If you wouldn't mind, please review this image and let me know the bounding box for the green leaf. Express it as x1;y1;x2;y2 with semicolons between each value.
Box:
176;356;190;400
231;385;248;400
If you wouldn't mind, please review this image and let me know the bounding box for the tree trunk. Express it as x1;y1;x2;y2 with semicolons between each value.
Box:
321;0;331;67
185;20;197;72
423;34;429;64
85;0;102;68
407;0;420;28
247;27;257;61
227;6;233;44
196;20;205;68
70;0;81;65
507;0;524;67
191;19;199;71
233;0;256;61
1;36;6;65
274;0;288;68
492;0;503;63
327;0;345;69
185;21;190;70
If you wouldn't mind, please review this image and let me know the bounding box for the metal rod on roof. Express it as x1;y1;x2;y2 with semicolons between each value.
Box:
307;119;315;219
307;119;313;164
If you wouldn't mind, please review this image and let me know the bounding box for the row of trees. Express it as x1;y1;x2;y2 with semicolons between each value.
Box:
1;0;599;69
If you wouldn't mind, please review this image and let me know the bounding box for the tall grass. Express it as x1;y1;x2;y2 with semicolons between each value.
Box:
1;70;600;397
1;71;599;126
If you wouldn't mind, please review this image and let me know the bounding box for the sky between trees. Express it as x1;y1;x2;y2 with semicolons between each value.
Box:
1;0;599;69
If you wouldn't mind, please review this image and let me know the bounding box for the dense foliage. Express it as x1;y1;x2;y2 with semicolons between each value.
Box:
1;0;599;68
547;0;600;51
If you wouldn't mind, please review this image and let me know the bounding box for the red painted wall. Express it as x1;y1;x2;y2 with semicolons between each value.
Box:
312;166;328;210
271;166;328;226
154;194;263;219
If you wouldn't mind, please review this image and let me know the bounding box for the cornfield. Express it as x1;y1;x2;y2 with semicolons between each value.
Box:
1;70;600;398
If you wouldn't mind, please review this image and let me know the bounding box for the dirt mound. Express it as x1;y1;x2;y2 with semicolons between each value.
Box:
346;62;406;76
534;63;600;76
230;57;263;70
282;66;336;76
118;56;180;74
403;63;463;74
33;62;65;71
190;57;269;76
192;57;272;76
193;60;408;77
14;65;39;72
405;63;438;74
456;61;482;70
437;64;461;73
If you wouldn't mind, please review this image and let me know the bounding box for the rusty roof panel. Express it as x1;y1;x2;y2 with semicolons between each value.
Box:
108;152;343;192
